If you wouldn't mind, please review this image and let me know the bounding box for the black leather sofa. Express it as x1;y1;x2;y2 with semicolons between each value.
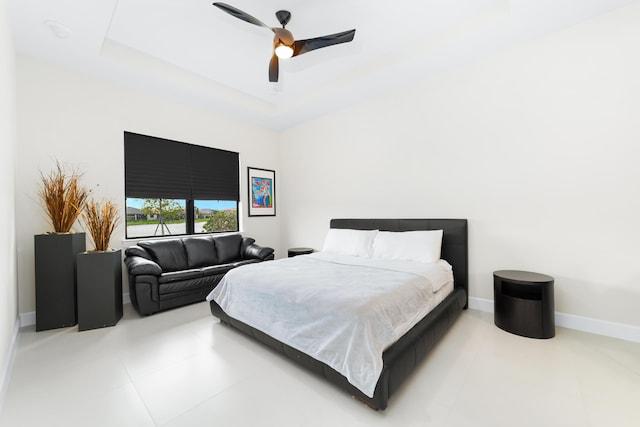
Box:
124;234;274;315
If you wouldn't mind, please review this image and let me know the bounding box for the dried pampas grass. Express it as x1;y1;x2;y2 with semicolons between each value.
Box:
82;199;120;252
38;161;88;233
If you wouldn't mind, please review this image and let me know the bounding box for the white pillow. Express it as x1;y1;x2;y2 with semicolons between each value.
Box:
371;230;443;263
322;228;378;257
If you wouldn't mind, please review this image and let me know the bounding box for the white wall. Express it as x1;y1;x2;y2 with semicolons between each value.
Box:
15;56;281;315
280;2;640;327
0;0;18;406
11;1;640;331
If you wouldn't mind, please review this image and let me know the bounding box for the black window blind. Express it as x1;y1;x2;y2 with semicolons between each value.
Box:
124;132;239;201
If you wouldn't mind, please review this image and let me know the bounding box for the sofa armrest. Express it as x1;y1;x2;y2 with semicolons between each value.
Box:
124;255;162;276
127;274;160;315
243;243;275;261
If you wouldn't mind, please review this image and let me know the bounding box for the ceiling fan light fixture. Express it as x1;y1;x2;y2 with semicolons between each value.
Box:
213;3;356;82
275;42;293;59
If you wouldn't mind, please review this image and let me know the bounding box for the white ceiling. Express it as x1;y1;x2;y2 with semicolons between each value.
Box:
7;0;635;130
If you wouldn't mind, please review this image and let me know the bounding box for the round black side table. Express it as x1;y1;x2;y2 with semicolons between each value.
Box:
493;270;555;339
288;247;314;258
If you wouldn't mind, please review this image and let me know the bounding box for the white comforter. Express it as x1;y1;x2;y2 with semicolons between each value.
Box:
206;252;453;397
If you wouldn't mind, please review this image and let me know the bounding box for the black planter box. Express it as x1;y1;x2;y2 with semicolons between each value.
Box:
35;232;86;331
77;250;123;331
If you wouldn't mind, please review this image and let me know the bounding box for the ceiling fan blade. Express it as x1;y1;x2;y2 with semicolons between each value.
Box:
213;2;272;30
269;54;279;82
293;29;356;57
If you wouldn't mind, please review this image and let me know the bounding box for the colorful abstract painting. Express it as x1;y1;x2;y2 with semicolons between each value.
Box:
248;167;276;216
251;177;273;208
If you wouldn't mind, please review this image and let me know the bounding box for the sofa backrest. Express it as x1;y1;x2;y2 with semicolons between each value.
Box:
212;234;243;263
138;239;188;272
131;234;245;272
183;236;217;268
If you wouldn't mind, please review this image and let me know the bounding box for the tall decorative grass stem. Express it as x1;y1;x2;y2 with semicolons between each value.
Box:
38;161;88;233
82;199;120;252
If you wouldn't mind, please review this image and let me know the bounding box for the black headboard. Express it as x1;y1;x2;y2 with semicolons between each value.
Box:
330;219;468;307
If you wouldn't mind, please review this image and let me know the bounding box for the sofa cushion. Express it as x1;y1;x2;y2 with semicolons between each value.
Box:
231;259;261;268
139;240;188;272
183;237;218;268
214;234;243;264
158;268;204;284
201;264;233;277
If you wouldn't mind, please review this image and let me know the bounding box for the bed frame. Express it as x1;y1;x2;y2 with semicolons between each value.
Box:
209;218;468;410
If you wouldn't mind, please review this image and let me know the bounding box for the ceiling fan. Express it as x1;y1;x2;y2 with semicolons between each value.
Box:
212;2;356;82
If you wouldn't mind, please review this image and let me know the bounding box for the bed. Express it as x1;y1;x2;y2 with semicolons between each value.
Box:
207;218;468;410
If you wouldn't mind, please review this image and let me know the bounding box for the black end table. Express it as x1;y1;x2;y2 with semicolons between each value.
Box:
288;247;313;257
493;270;555;339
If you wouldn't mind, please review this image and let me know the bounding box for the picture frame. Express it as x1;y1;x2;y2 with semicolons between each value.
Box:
247;167;276;217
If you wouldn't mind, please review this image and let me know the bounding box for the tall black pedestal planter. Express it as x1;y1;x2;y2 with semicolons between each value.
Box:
35;232;86;331
77;250;123;331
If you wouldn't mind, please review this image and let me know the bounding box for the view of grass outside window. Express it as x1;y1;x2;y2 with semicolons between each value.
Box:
126;198;238;238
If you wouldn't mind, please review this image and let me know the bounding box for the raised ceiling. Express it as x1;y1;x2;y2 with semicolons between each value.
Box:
7;0;635;130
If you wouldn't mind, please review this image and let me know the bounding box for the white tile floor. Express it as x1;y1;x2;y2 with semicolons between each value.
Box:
1;303;639;427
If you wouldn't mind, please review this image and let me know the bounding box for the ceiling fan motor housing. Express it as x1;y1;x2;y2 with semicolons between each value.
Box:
275;10;291;27
273;28;294;46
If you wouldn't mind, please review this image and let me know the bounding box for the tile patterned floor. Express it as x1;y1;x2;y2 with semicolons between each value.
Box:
1;303;638;426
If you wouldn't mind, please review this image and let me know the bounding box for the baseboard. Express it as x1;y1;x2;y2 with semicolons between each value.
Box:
554;312;640;343
18;295;639;342
468;297;640;343
19;293;131;328
0;317;20;415
468;296;495;313
18;311;35;328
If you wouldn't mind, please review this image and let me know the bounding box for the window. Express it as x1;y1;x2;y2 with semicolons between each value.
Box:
124;132;239;239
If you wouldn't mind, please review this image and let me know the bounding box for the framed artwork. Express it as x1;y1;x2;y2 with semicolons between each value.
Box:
248;167;275;217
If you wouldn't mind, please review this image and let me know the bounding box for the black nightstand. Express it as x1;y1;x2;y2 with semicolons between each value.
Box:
288;247;313;257
493;270;555;339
